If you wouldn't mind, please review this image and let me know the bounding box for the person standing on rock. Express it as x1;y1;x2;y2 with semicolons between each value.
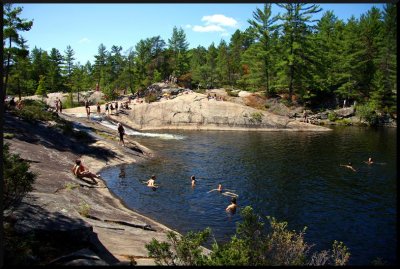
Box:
97;102;101;114
105;103;109;115
117;122;125;147
303;110;308;123
85;99;90;119
55;98;59;112
58;99;63;113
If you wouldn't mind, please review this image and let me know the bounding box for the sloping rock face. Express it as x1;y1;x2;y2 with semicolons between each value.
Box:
116;93;330;131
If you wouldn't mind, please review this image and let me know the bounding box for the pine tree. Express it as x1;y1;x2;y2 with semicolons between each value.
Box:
247;3;278;95
3;3;33;95
275;3;322;101
168;26;189;77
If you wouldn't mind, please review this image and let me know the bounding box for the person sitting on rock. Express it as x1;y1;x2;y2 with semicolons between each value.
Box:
72;159;100;184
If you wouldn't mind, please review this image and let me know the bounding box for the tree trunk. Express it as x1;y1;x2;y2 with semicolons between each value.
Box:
4;37;12;96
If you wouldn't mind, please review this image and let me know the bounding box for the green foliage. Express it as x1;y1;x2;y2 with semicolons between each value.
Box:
146;228;211;266
226;89;239;97
145;93;158;103
328;112;337;121
35;75;47;98
65;182;79;191
146;206;351;266
5;3;396;123
78;202;91;217
356;102;379;126
250;112;263;124
4;133;15;139
13;99;58;123
3;143;37;211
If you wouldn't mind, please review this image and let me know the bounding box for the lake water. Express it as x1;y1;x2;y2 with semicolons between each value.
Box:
100;125;397;265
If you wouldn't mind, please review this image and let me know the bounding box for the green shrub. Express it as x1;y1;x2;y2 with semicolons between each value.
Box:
145;94;158;103
65;182;79;191
328;112;337;122
146;228;211;266
145;206;350;266
250;112;263;124
4;133;15;139
78;202;91;217
3;143;37;211
13;100;58;123
226;90;239;97
356;102;379;126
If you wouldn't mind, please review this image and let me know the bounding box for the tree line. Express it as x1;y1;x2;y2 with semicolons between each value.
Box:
3;3;397;115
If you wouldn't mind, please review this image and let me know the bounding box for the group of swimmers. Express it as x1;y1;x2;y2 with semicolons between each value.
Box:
146;174;238;214
340;157;375;172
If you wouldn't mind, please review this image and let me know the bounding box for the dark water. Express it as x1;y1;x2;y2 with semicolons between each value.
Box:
100;126;397;265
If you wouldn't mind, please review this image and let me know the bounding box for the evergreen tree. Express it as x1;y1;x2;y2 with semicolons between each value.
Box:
335;16;364;102
3;3;33;95
275;3;322;101
228;30;245;87
35;75;47;101
7;37;34;98
358;7;383;98
93;43;109;91
247;3;278;95
373;3;397;114
206;43;218;89
238;42;264;92
310;10;345;105
216;40;230;87
168;26;189;77
47;48;64;92
190;46;208;89
63;45;75;92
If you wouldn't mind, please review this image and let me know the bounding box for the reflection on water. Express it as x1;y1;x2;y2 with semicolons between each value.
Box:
100;127;397;265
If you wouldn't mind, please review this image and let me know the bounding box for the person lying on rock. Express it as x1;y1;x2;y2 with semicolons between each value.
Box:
72;159;100;184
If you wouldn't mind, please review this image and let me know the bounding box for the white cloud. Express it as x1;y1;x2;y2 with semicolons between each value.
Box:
192;24;226;32
201;14;238;28
78;37;91;44
185;24;192;28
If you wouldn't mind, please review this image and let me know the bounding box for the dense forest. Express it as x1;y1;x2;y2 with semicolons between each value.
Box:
3;3;397;116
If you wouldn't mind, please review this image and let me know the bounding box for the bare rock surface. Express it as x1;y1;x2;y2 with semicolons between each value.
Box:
4;112;174;265
90;92;331;132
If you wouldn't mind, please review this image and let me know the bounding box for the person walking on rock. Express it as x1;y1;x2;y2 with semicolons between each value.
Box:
117;122;125;147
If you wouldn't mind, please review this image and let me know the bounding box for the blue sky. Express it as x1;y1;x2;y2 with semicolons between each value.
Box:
16;3;385;65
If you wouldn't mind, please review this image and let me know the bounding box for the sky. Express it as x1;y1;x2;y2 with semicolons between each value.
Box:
15;3;386;65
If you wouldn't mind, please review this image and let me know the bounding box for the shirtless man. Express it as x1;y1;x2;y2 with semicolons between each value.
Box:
191;175;196;188
208;183;238;198
72;159;100;184
226;197;238;214
340;162;357;172
364;157;374;165
146;175;156;187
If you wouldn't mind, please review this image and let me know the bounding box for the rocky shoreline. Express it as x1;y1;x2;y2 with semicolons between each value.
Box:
4;110;179;265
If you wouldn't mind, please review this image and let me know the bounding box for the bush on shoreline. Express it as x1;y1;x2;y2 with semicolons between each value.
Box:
145;206;350;266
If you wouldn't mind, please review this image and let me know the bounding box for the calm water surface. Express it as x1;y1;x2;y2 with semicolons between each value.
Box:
100;126;397;265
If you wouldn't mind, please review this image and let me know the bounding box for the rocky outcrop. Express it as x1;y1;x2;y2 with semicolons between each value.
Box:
3;112;176;265
113;93;330;131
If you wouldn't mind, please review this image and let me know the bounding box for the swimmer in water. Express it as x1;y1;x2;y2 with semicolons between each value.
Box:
226;197;238;214
191;175;196;188
340;162;357;172
208;183;238;197
146;175;156;187
364;157;374;165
